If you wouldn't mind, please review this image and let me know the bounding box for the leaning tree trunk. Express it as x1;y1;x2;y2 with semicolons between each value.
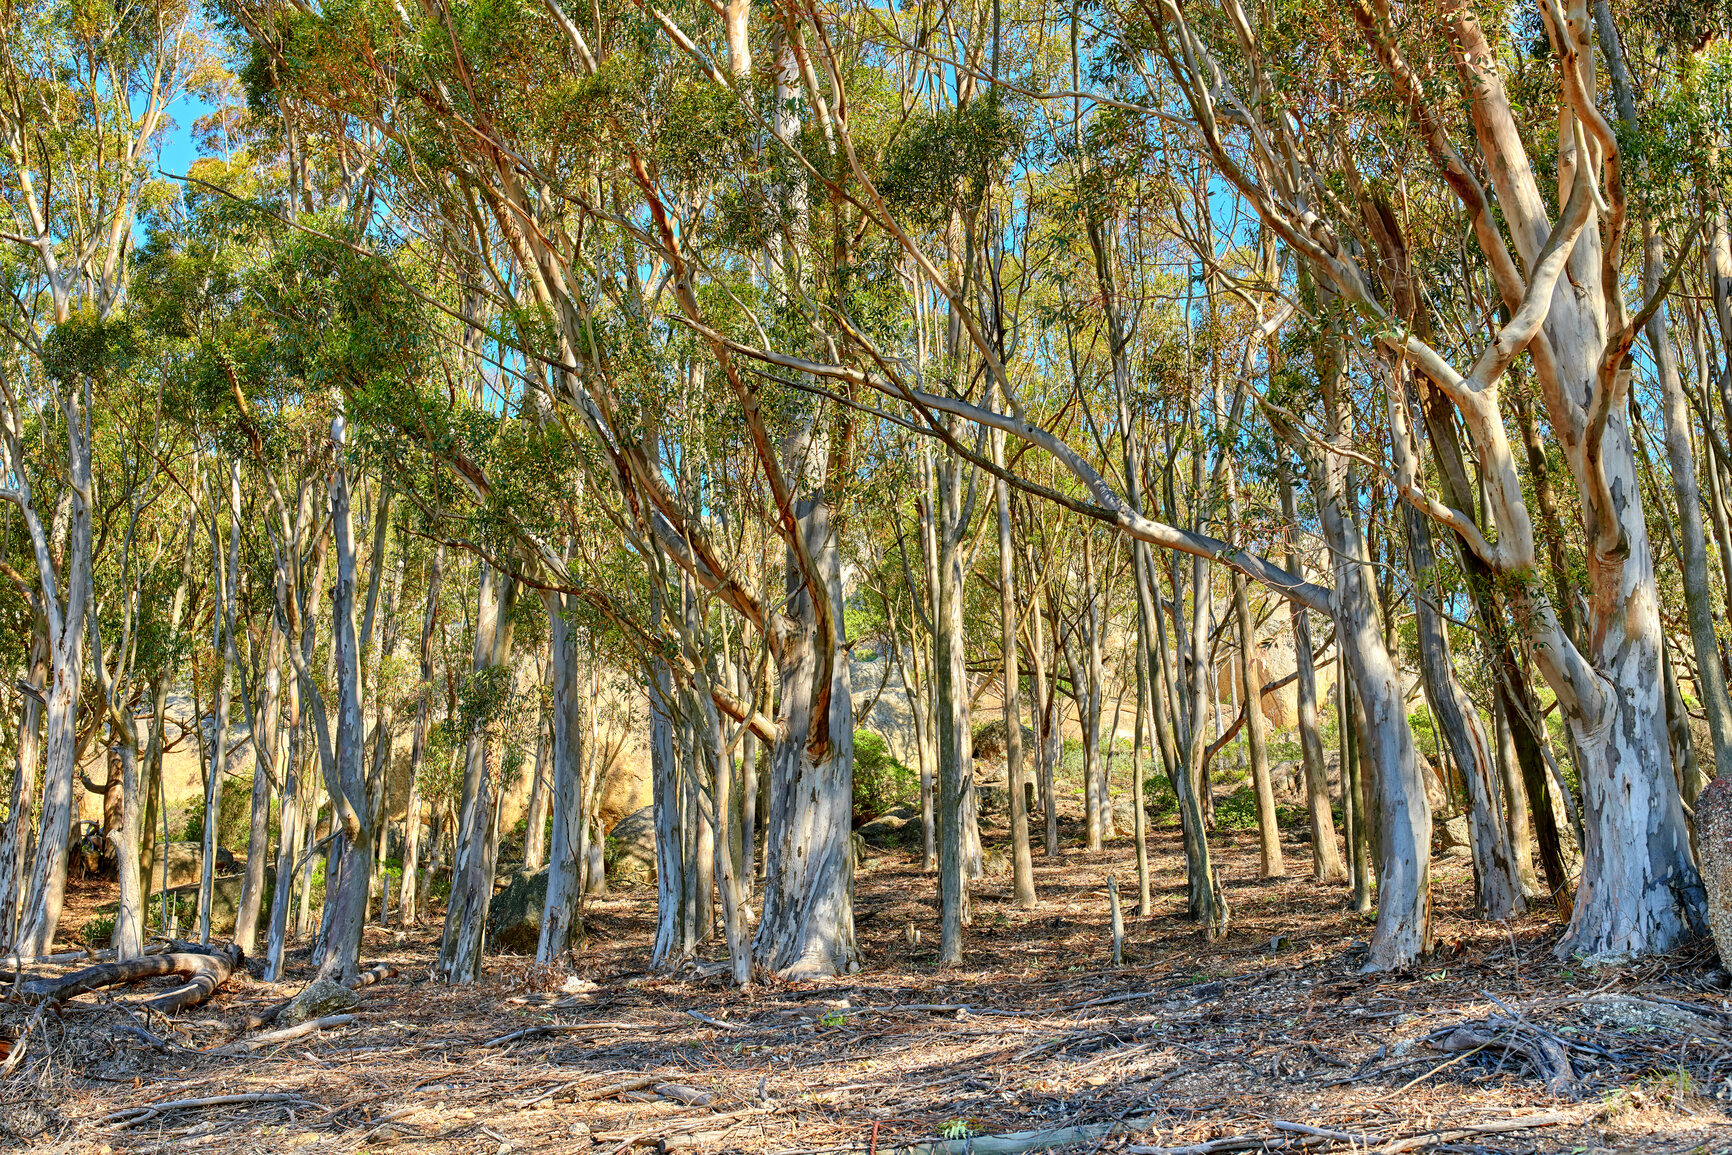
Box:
1405;503;1524;918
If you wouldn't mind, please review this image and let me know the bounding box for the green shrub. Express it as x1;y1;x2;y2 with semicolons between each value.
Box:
178;783;254;850
79;913;115;947
1214;784;1308;831
854;730;917;816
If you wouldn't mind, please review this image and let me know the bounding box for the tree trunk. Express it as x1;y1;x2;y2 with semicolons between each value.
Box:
993;430;1036;908
0;624;46;953
399;544;443;926
1404;503;1524;918
1278;459;1345;883
935;448;973;964
537;591;585;962
438;564;517;982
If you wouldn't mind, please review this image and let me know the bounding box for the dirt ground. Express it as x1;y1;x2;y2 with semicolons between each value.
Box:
5;815;1731;1155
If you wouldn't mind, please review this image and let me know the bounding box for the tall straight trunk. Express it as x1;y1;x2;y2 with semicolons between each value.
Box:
524;651;554;871
1293;312;1428;967
935;448;973;964
993;429;1036;908
200;476;240;946
537;590;585;962
438;563;518;982
1079;533;1107;849
320;421;379;983
236;619;284;955
399;544;443;925
1131;662;1151;914
16;411;92;957
751;472;858;979
1278;459;1345;883
649;622;692;967
1030;584;1060;856
0;624;46;952
1232;572;1283;877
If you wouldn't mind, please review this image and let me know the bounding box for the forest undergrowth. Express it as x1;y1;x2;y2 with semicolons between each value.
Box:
5;815;1728;1155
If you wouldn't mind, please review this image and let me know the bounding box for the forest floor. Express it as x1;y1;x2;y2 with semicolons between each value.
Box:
5;816;1731;1155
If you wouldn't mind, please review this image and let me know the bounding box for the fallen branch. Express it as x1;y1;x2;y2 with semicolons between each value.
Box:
17;943;244;1014
1374;1110;1588;1153
104;1091;311;1130
212;1013;363;1055
883;1115;1164;1155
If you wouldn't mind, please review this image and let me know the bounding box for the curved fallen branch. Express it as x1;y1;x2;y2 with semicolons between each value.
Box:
17;943;244;1014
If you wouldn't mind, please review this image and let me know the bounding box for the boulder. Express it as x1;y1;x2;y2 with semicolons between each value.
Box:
1699;775;1732;970
606;806;657;884
281;977;360;1027
146;842;206;891
488;866;566;954
597;757;653;831
858;805;918;847
1435;815;1472;859
971;719;1036;764
163;865;272;936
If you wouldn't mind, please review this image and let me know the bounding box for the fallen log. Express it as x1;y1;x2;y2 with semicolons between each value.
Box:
238;962;397;1032
212;1012;363;1055
17;943;244;1014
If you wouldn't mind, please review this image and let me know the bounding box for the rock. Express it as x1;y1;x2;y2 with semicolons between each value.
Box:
163;866;272;936
280;978;360;1027
977;781;1007;816
981;845;1008;876
858;806;916;847
488;866;553;954
1436;815;1472;858
606;806;657;884
1701;775;1732;970
971;719;1036;763
1581;994;1728;1038
597;757;653;831
146;842;206;891
851;831;868;870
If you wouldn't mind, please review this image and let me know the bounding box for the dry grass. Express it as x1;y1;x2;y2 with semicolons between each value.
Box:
7;814;1731;1155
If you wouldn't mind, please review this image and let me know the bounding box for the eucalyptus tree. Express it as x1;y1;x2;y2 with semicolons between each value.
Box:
1130;0;1709;958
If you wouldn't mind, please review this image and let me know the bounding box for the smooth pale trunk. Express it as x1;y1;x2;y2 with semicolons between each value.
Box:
649;645;691;968
1232;572;1283;878
18;604;88;956
439;567;517;982
1278;459;1345;883
1319;483;1430;968
236;630;284;955
399;544;443;924
524;656;554;872
752;487;858;979
265;677;302;980
935;455;973;964
110;741;143;959
993;431;1036;908
0;628;46;952
537;592;585;962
